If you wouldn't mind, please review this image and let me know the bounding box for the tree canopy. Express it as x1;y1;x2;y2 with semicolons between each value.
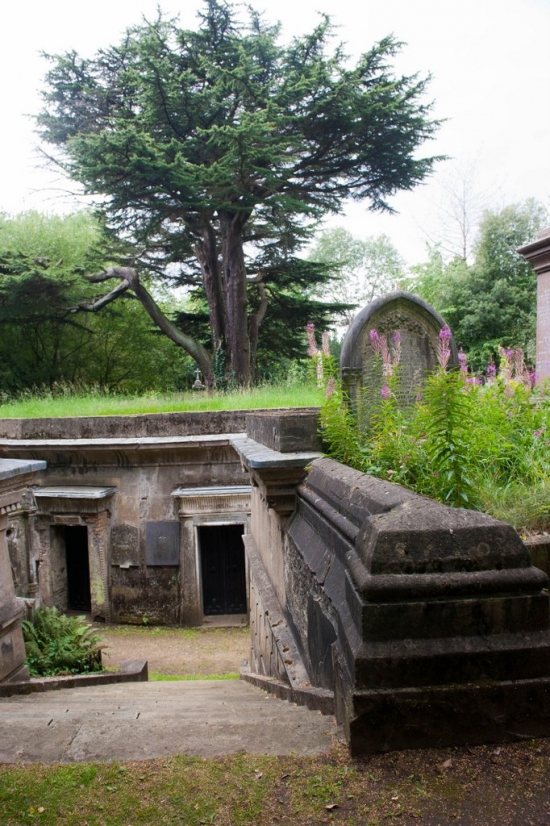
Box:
38;0;440;385
0;212;192;395
308;228;405;328
405;199;548;370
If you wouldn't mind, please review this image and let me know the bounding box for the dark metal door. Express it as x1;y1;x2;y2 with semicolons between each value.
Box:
199;524;246;615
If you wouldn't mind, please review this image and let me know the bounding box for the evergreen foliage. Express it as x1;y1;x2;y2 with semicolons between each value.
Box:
37;0;440;385
0;212;192;395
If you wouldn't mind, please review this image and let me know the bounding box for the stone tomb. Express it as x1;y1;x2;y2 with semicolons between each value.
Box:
340;291;458;418
0;459;45;683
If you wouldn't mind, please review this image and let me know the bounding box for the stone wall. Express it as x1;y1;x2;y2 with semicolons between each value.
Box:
2;429;250;626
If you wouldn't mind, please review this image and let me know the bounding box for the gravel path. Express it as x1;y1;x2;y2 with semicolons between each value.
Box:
97;623;249;677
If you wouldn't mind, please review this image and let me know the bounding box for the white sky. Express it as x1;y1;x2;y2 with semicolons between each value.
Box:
1;0;549;265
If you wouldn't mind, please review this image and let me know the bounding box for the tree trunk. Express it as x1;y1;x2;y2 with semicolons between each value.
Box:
195;221;226;353
220;212;251;386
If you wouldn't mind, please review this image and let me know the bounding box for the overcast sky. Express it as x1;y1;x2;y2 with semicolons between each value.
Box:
1;0;549;264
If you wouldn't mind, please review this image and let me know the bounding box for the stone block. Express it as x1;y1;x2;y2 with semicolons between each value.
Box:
246;410;322;453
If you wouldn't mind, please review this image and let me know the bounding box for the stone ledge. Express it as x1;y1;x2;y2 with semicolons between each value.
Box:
0;659;148;697
346;675;550;754
240;667;334;716
525;535;550;577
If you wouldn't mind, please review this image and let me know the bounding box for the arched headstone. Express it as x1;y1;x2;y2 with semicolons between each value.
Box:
340;291;458;421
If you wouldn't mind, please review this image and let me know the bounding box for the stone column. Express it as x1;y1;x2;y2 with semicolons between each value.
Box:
0;459;46;683
518;226;550;383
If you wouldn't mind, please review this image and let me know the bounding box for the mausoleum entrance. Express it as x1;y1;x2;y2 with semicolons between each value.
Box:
172;485;251;625
54;524;91;612
198;523;246;615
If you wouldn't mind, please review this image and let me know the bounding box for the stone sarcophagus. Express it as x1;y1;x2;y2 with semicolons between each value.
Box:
283;458;550;752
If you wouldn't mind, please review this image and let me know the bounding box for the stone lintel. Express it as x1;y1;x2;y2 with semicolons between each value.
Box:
171;485;251;517
33;486;116;515
34;486;116;500
0;459;46;481
231;435;321;516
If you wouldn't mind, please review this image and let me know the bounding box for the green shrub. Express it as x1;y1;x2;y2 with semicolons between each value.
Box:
22;607;105;677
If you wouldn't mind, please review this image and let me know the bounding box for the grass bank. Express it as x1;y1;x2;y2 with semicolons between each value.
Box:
1;740;549;825
0;384;323;419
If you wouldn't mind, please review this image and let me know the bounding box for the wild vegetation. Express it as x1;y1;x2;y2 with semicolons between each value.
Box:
22;607;105;677
315;330;550;534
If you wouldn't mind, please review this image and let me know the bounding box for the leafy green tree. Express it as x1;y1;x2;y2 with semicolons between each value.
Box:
38;0;439;386
405;200;547;371
0;212;191;395
308;228;405;327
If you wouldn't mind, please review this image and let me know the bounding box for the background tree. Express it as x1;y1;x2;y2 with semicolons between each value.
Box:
38;0;439;386
0;212;191;395
405;199;547;371
308;227;405;328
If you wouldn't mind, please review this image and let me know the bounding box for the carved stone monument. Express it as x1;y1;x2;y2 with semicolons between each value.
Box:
0;459;45;684
340;291;458;418
517;226;550;383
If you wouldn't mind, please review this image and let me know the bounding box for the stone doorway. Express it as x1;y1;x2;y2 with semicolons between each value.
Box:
63;525;91;612
198;524;246;615
172;485;251;625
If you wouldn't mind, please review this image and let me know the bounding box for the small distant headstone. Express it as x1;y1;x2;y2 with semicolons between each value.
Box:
340;291;458;422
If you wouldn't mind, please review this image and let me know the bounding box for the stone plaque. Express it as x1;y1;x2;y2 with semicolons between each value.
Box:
340;291;458;424
145;522;180;566
111;524;140;567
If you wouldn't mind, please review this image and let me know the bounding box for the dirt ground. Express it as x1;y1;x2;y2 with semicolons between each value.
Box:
97;622;249;677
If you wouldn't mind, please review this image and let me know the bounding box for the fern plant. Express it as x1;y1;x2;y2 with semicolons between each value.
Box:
22;607;105;677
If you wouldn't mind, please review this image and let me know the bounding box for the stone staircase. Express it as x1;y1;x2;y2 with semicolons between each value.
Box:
0;679;340;764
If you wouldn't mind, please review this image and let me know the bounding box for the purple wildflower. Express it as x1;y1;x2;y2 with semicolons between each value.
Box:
437;326;451;371
458;349;468;376
306;322;318;357
380;384;391;400
529;369;537;388
326;377;335;399
322;331;330;357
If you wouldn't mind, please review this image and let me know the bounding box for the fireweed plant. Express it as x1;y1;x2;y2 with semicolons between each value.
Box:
311;324;550;532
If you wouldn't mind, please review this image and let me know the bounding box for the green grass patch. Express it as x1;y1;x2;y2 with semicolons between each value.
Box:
102;625;202;639
0;384;322;419
1;741;549;825
149;671;239;681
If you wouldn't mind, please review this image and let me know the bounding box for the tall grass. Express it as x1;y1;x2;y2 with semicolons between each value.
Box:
0;382;323;419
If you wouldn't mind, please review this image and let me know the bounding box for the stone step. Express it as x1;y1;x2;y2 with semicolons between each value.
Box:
0;679;340;764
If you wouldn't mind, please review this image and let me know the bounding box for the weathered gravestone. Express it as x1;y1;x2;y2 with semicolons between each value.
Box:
340;291;458;420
